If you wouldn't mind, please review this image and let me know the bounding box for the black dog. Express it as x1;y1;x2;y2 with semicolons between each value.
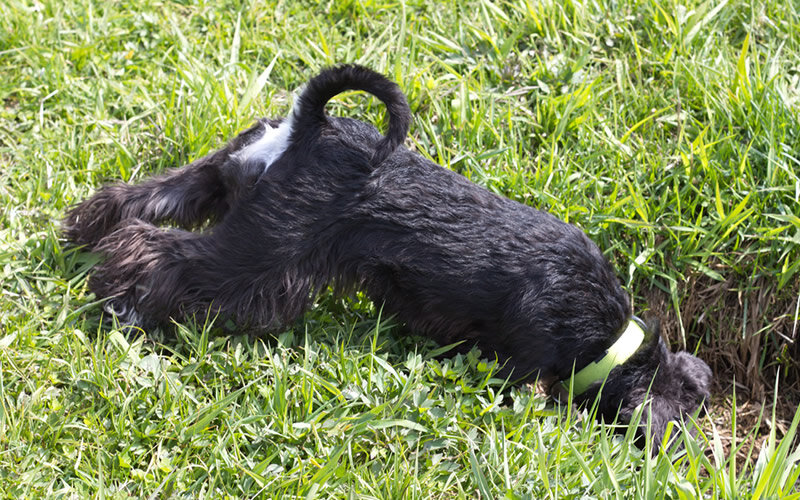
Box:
64;65;711;445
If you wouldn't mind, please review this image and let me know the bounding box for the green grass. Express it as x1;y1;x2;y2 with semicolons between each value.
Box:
1;0;799;496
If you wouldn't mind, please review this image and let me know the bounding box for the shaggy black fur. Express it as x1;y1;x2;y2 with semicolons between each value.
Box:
63;64;711;446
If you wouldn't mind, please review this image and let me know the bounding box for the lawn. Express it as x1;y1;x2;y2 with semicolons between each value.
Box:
1;0;799;497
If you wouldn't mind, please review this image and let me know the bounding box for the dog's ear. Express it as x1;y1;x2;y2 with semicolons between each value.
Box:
632;396;675;450
630;349;712;452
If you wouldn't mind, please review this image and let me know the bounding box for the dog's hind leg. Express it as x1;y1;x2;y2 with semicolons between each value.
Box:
88;214;313;330
63;121;269;250
63;153;228;250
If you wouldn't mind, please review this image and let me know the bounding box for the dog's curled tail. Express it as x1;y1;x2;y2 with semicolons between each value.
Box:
292;64;411;165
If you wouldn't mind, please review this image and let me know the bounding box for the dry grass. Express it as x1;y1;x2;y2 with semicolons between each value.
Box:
642;265;799;400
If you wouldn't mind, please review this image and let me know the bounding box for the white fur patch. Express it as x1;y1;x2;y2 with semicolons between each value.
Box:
233;115;294;172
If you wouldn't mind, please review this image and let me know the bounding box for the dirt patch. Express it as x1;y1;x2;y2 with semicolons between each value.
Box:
706;387;799;472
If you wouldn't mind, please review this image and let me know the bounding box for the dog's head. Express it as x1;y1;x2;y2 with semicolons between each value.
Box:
622;340;711;448
578;323;712;449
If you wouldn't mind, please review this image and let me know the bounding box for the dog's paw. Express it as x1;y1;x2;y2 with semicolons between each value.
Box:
91;223;164;286
88;221;172;323
63;186;127;249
